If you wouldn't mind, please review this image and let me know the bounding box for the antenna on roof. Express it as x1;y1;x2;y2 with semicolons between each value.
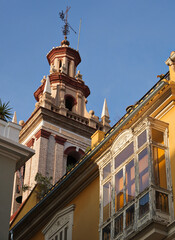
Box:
59;6;77;39
77;18;82;51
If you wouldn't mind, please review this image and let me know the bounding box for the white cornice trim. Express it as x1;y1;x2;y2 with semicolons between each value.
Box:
0;135;35;169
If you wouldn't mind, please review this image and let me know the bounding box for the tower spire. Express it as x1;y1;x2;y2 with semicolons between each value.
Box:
43;75;51;94
101;98;109;118
12;111;17;123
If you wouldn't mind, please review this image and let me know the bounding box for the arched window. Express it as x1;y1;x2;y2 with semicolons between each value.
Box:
64;147;84;172
65;95;76;111
67;151;80;168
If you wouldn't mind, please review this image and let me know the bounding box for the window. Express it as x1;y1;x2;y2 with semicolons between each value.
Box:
152;128;164;144
126;159;135;203
126;205;134;227
138;130;147;148
67;151;81;171
103;182;111;221
65;95;75;111
114;214;123;237
115;170;124;211
99;118;170;239
153;147;167;189
156;191;169;213
59;60;62;72
50;225;68;240
139;148;149;192
103;163;111;180
115;142;134;169
43;205;75;240
102;223;111;240
139;193;149;217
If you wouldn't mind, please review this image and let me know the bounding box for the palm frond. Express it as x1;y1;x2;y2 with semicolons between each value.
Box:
0;99;13;121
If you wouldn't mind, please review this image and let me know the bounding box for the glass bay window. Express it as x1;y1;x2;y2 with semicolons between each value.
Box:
99;117;172;239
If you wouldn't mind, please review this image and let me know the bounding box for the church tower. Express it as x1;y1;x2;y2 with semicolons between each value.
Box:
11;16;110;213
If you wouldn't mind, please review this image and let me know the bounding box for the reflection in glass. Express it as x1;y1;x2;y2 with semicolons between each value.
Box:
115;170;124;211
139;193;149;217
139;148;149;192
103;182;111;222
153;147;167;189
103;163;111;180
138;130;147;148
114;214;123;237
115;142;134;169
126;160;135;203
126;205;134;227
102;223;111;240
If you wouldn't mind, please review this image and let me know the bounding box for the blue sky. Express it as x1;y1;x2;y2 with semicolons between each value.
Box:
1;0;175;126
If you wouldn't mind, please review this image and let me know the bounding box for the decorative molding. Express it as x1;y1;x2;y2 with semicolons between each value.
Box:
42;205;75;240
64;146;76;155
111;129;133;153
133;119;148;134
26;138;35;148
35;129;51;140
54;135;67;145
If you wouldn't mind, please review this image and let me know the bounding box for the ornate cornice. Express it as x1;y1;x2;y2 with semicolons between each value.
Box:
47;47;81;66
54;135;66;145
35;129;51;140
34;73;90;101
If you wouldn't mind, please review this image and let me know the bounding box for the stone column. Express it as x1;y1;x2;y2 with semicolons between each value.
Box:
76;90;82;115
22;138;35;201
53;135;67;184
46;135;55;179
70;60;75;77
54;58;59;72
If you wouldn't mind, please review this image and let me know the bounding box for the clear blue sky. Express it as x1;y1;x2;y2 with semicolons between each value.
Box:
1;0;175;126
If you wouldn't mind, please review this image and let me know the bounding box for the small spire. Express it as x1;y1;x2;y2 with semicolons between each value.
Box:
43;75;51;94
12;111;17;123
101;98;109;118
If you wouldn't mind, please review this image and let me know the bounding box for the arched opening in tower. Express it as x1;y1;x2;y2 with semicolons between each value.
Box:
67;151;81;171
65;95;75;111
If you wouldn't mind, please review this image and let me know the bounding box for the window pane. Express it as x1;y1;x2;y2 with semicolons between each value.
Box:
115;170;124;211
152;129;164;144
115;142;134;169
103;163;111;180
60;231;63;240
126;205;134;227
126;160;135;203
103;182;111;221
139;193;149;217
55;236;58;240
153;147;167;189
114;214;123;237
64;227;68;240
138;130;147;148
156;191;169;213
139;148;149;192
102;223;111;240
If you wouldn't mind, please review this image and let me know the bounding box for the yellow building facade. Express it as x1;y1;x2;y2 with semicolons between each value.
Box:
10;48;175;239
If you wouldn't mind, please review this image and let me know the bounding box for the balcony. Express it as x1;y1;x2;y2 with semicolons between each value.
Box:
105;186;172;240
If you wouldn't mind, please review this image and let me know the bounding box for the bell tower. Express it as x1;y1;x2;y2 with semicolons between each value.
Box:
35;36;90;119
11;10;111;214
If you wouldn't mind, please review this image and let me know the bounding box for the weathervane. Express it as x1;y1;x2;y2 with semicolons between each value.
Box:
59;7;76;39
